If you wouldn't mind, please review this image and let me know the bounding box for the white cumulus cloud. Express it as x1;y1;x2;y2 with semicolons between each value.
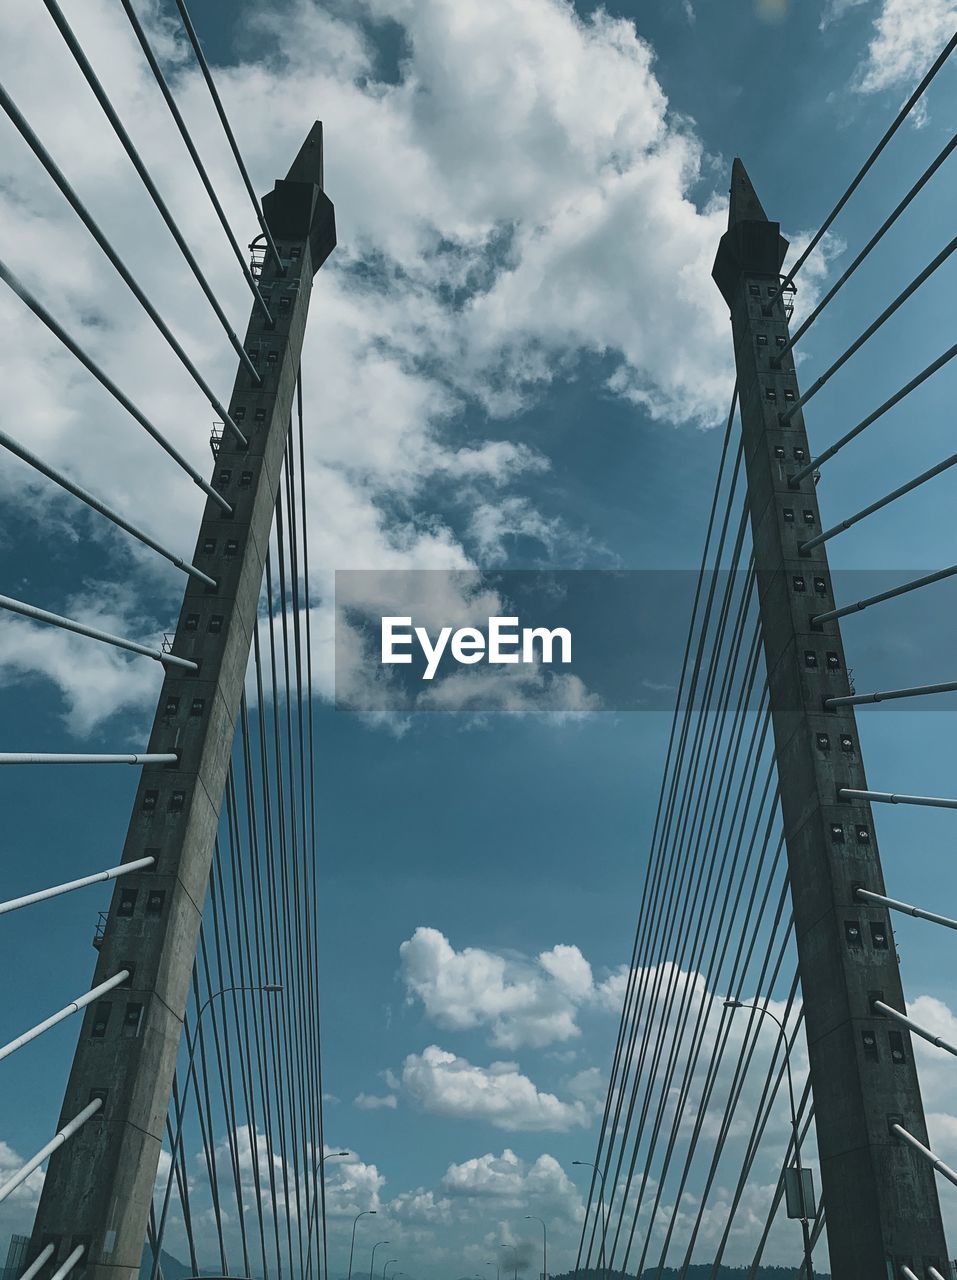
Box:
402;1045;590;1130
398;926;626;1049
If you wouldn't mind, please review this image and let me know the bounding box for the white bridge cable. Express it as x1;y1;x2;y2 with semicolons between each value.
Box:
812;561;957;627
118;0;273;323
41;0;262;384
872;999;957;1057
892;1123;957;1190
778;229;957;426
855;887;957;933
0;81;249;443
48;1247;84;1280
776;29;957;296
800;439;957;554
0;1098;102;1204
774;128;957;365
0;753;177;765
0;592;197;670
0;425;217;585
17;1245;55;1280
841;787;957;811
0;970;129;1061
825;676;957;708
789;339;957;488
0;855;155;916
0;259;232;513
172;0;283;273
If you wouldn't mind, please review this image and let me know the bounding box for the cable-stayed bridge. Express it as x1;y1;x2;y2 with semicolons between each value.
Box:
0;6;956;1280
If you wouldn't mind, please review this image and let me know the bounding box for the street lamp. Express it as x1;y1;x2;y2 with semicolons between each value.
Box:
724;998;814;1279
370;1241;391;1280
571;1162;607;1280
499;1244;518;1280
305;1151;351;1277
382;1258;399;1280
150;983;283;1280
485;1262;500;1280
525;1216;546;1280
348;1210;377;1280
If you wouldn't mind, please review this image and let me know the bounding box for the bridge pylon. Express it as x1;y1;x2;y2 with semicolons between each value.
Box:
713;158;948;1275
25;125;335;1280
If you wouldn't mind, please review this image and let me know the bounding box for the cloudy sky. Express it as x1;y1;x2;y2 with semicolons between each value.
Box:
1;0;957;1274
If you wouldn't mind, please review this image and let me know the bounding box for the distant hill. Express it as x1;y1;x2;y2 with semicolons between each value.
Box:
553;1268;828;1280
138;1250;199;1280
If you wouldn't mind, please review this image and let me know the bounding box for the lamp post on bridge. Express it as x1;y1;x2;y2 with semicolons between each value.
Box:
348;1210;377;1280
724;998;814;1279
382;1257;399;1280
304;1149;350;1280
524;1216;546;1280
369;1240;391;1280
572;1161;607;1280
485;1261;500;1280
499;1244;517;1280
151;983;283;1280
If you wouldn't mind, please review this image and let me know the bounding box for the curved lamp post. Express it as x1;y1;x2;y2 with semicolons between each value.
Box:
369;1241;391;1280
485;1262;500;1280
382;1258;399;1280
348;1210;377;1280
305;1150;350;1278
572;1161;607;1280
499;1244;518;1280
524;1215;547;1280
724;998;814;1280
150;983;283;1280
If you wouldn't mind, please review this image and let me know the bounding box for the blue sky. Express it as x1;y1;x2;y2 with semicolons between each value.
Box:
1;0;957;1273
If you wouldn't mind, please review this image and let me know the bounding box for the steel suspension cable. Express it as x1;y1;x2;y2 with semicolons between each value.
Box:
588;558;758;1269
614;753;781;1271
0;258;231;511
117;0;273;322
41;0;262;383
789;339;957;487
600;618;769;1269
581;515;753;1267
747;1092;816;1278
672;955;800;1274
776;30;957;295
775;128;957;365
0;82;248;443
647;881;792;1274
0;426;217;585
779;229;957;426
296;370;330;1280
171;0;283;273
709;1001;809;1274
576;388;741;1267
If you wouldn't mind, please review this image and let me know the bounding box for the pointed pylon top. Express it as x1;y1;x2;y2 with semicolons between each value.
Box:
285;121;324;188
728;158;768;228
